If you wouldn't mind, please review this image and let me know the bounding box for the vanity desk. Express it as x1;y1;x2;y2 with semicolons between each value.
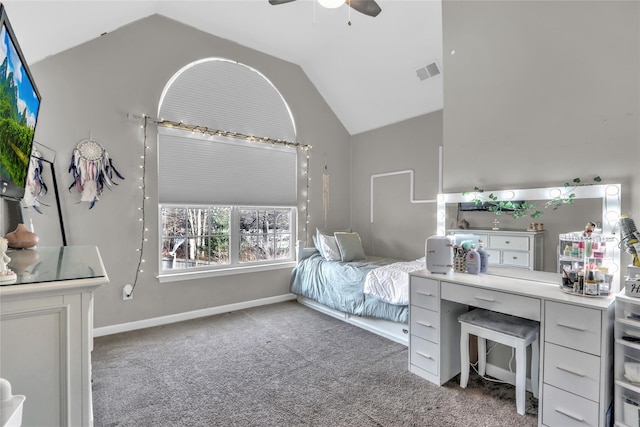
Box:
409;268;614;427
0;246;109;427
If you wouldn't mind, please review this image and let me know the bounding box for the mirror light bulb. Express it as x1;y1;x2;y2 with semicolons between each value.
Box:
605;211;620;222
606;185;620;196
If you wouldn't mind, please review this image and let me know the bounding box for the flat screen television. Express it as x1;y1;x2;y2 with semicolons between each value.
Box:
0;3;41;201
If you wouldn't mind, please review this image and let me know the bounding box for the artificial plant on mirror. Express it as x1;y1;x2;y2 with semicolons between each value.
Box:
462;176;602;219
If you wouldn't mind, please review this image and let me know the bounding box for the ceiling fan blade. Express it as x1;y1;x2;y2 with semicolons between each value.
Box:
348;0;382;17
269;0;298;5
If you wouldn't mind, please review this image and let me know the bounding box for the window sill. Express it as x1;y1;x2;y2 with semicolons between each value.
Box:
157;261;297;283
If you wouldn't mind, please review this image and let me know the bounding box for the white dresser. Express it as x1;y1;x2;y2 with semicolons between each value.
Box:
447;228;545;271
408;275;468;385
409;269;614;427
541;300;613;427
0;246;109;427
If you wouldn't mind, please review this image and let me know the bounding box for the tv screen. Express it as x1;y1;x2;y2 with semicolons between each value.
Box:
0;4;41;201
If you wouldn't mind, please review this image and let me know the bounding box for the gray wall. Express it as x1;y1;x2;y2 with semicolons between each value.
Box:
442;0;639;213
22;15;352;329
350;111;442;261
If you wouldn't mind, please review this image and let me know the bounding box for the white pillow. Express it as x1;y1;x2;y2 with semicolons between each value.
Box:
312;235;324;258
318;233;341;261
334;232;366;262
316;227;351;241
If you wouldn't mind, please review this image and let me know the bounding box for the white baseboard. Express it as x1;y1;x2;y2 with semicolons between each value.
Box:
93;293;297;337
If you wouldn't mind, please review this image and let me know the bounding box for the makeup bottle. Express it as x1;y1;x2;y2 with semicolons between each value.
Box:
477;242;488;273
466;245;480;274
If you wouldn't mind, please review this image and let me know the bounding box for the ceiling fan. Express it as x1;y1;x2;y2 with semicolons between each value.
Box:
268;0;382;18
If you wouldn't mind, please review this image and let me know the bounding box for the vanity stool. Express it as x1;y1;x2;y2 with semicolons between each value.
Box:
458;308;540;415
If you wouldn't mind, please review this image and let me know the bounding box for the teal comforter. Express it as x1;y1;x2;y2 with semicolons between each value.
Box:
290;252;409;324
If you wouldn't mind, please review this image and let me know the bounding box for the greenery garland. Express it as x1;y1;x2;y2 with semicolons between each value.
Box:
462;176;602;219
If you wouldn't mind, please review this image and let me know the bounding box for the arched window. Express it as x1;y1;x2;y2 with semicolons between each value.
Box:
157;58;298;281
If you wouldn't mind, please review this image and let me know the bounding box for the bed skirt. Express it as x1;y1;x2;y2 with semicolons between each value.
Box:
296;295;409;346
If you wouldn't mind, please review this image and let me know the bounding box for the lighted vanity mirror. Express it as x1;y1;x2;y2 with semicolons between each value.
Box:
436;184;622;291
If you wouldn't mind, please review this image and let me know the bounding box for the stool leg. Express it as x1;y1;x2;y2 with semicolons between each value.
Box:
515;340;526;415
478;337;487;377
460;325;470;388
531;333;539;399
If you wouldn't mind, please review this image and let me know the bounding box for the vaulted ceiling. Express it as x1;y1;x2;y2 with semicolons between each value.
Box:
3;0;443;135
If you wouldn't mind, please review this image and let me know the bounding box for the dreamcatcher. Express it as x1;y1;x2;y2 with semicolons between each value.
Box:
68;139;124;209
23;149;48;214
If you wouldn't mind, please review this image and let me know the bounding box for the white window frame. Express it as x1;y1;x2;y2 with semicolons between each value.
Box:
157;204;297;283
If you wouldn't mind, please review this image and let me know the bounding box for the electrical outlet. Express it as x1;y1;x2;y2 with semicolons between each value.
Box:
123;284;133;300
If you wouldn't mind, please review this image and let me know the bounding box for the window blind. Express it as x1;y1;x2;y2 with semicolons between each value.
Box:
158;127;297;206
158;58;296;142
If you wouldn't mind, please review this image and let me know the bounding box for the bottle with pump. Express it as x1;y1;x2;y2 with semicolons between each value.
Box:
466;245;480;274
477;241;488;273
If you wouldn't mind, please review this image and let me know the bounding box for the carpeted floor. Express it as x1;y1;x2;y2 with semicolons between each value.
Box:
92;301;537;426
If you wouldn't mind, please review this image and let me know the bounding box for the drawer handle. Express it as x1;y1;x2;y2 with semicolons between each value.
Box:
417;321;434;328
556;365;586;377
557;322;586;332
417;291;434;297
554;408;585;422
511;256;518;260
505;240;511;244
416;351;434;360
475;296;496;302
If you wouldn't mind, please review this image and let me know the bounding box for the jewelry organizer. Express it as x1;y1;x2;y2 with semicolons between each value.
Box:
559;231;616;297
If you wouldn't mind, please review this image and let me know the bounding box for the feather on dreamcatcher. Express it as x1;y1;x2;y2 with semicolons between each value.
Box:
68;139;124;209
22;149;48;214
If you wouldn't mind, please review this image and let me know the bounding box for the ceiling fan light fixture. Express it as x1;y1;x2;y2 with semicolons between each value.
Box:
318;0;345;9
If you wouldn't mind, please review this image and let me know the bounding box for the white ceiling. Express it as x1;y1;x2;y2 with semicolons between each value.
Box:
3;0;443;135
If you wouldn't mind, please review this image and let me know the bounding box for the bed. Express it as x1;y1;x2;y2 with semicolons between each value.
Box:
290;231;424;345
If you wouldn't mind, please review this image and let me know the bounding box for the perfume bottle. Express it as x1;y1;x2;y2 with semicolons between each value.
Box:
477;241;489;273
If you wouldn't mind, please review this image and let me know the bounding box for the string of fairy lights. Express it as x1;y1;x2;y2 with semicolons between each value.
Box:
130;115;150;296
127;114;313;295
303;146;311;245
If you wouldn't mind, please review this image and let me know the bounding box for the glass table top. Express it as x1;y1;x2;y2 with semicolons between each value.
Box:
2;246;106;286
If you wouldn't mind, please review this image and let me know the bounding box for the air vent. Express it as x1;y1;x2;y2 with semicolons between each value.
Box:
416;60;441;81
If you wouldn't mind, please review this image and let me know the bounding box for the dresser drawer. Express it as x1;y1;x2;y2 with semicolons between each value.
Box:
468;233;489;244
410;276;439;311
501;250;530;268
543;342;600;402
542;384;599;427
441;282;540;321
410;305;439;343
410;335;438;376
545;301;601;356
489;235;529;251
485;249;500;265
